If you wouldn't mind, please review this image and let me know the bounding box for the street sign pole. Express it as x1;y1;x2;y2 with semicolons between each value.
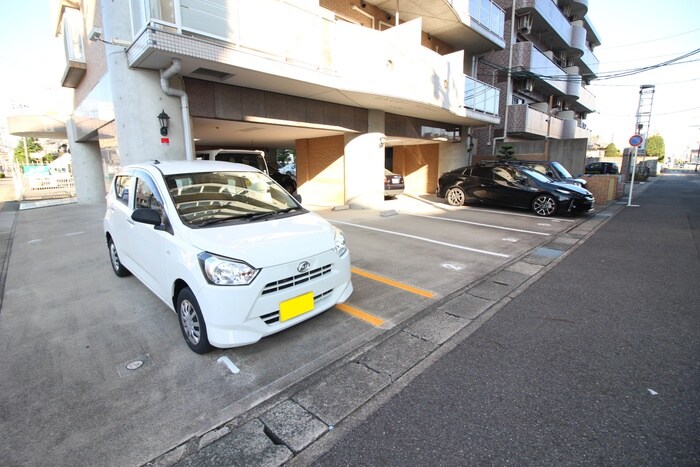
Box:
627;134;643;207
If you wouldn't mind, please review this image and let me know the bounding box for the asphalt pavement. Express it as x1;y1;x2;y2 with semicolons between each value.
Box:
1;173;698;466
289;170;700;466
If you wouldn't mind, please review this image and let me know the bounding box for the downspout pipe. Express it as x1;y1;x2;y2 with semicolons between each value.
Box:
160;59;194;160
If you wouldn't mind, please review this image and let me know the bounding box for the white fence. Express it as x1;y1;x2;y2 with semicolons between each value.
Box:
13;164;77;200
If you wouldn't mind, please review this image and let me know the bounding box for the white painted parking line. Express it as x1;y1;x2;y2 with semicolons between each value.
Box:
405;214;551;236
457;206;576;222
331;220;509;258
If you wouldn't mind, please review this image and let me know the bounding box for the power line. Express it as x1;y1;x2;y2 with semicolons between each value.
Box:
600;27;700;49
481;48;700;83
590;77;700;87
594;106;700;118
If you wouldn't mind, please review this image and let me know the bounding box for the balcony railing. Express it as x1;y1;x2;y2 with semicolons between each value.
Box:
59;6;86;88
465;0;505;39
507;104;589;139
465;76;500;115
128;0;502;123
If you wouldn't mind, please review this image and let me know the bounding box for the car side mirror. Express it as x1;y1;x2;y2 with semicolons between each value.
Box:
293;193;303;203
546;171;554;177
132;208;162;226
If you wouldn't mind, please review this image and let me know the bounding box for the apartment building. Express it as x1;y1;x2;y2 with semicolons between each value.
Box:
472;0;601;173
54;0;506;206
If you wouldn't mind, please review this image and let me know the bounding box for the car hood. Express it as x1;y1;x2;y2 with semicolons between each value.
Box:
187;212;338;267
552;181;592;196
562;177;587;187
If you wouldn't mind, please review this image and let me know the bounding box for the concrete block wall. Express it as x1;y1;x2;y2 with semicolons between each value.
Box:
582;175;622;205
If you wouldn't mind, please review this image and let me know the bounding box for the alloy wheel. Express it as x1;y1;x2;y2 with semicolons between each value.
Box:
179;299;201;345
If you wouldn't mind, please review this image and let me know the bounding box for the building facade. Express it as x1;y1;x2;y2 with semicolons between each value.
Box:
54;0;510;206
472;0;601;174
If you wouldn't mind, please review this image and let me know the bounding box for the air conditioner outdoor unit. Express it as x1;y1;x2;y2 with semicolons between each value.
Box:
516;14;532;34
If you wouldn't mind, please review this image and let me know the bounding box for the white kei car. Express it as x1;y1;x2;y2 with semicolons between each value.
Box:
104;160;353;353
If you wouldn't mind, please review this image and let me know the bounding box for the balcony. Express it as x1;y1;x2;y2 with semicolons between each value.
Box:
506;104;588;139
465;76;500;115
514;0;599;79
511;42;568;95
58;5;86;88
570;83;594;113
358;0;506;52
126;0;500;126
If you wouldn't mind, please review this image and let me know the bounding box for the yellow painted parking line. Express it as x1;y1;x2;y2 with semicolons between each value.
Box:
351;267;435;299
336;303;385;327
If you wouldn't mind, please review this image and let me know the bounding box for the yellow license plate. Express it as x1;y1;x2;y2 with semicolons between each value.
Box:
279;292;315;322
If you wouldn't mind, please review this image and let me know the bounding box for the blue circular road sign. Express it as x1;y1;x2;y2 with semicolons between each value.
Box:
629;134;643;147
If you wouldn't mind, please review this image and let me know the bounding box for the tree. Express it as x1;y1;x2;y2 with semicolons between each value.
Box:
497;144;515;160
13;138;43;164
645;135;665;162
604;143;621;158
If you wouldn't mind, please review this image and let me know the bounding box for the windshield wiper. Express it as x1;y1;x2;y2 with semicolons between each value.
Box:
243;211;277;222
197;215;244;227
277;206;304;214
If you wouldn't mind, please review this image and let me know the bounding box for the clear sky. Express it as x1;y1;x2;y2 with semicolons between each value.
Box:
1;0;699;158
0;0;68;114
586;0;700;159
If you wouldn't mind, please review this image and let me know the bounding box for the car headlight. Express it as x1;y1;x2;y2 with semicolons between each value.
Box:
198;252;260;286
555;188;574;196
333;227;348;257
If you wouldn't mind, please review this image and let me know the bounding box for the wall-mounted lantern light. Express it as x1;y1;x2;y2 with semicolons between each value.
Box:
157;110;170;136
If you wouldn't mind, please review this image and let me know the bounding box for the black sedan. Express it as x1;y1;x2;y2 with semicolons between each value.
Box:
437;164;594;217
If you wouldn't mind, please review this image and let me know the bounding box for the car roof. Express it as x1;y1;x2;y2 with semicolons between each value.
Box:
126;159;259;176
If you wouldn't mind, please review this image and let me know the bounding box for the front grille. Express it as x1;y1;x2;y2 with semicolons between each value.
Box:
260;289;334;324
262;264;332;295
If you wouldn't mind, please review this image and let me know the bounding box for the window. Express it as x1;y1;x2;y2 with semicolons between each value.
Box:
493;167;518;184
471;167;492;179
114;175;133;206
135;176;164;219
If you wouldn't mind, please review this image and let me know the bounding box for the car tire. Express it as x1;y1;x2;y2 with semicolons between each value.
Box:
532;194;557;217
445;187;466;206
107;237;131;277
176;287;213;354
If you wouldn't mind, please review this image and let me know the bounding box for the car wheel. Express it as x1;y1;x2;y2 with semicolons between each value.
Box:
176;287;213;354
445;187;466;206
532;194;557;217
107;237;131;277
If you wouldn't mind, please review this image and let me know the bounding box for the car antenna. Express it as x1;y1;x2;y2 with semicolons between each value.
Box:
153;159;160;164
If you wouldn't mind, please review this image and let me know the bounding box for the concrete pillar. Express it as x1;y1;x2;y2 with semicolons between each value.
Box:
343;110;385;208
67;119;106;205
101;0;186;165
437;125;471;174
107;60;186;165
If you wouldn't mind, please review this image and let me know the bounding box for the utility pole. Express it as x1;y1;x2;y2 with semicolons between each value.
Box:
635;85;655;172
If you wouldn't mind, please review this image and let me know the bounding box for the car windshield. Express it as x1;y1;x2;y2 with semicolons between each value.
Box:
165;170;303;226
550;161;573;178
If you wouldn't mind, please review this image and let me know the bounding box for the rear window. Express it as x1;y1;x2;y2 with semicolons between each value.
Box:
214;153;265;171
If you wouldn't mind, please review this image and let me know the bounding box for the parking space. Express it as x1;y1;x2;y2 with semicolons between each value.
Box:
0;195;590;466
